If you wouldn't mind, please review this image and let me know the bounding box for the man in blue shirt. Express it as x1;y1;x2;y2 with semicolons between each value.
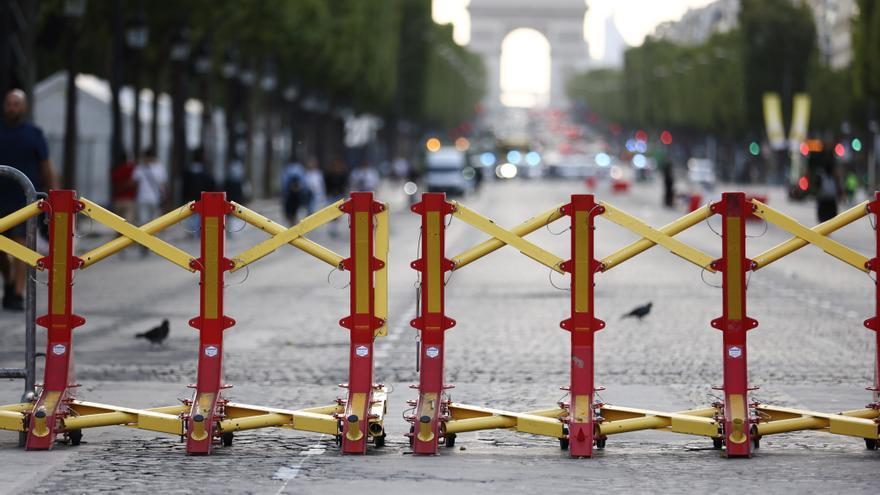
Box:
0;89;58;311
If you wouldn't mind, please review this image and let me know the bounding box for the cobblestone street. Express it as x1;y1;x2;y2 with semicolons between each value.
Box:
1;180;878;494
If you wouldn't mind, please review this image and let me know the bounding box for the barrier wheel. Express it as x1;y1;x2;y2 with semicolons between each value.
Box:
408;425;414;447
712;437;723;450
559;427;569;450
222;432;234;447
68;429;82;446
445;433;456;448
865;438;877;451
595;437;606;449
374;433;386;448
751;435;761;450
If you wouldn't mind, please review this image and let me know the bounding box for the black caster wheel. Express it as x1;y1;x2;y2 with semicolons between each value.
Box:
222;432;234;447
712;437;723;450
559;427;569;451
68;429;82;446
374;433;386;448
751;435;761;450
865;438;877;450
445;433;456;448
408;425;414;447
595;437;606;449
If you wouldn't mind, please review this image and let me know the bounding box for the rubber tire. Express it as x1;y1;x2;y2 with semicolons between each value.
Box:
222;432;234;447
712;437;724;450
68;429;82;446
595;437;606;449
445;433;456;448
409;425;414;447
374;433;386;448
559;427;569;451
752;435;761;450
866;438;877;450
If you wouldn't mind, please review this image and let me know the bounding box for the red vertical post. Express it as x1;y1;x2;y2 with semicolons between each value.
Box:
711;192;757;457
27;190;85;450
186;192;235;455
560;194;604;458
864;192;880;409
339;192;385;454
409;193;456;455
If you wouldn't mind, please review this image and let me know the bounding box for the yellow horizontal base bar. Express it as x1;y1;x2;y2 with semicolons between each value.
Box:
446;403;566;437
0;409;25;431
66;401;187;435
755;404;879;439
222;402;342;435
598;405;719;437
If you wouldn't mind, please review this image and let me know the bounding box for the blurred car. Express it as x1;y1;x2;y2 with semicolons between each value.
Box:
547;154;595;179
687;158;716;189
425;146;473;196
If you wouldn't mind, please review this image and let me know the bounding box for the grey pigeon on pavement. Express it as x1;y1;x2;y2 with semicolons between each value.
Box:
621;302;652;321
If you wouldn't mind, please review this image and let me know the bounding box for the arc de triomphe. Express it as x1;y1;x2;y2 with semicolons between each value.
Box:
468;0;590;109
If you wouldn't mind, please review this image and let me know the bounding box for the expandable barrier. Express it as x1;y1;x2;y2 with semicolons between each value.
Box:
407;192;880;458
0;190;388;455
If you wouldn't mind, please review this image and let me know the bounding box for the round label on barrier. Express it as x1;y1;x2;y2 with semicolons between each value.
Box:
426;346;440;358
355;345;369;357
52;344;66;356
204;345;218;357
727;346;743;358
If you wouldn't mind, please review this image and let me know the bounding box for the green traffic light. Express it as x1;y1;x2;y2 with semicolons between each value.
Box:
749;142;760;156
852;138;862;152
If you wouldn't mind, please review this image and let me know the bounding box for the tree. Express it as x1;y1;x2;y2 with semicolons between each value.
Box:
739;0;816;128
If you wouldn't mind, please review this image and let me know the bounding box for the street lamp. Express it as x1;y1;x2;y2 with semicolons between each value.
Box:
260;59;277;196
62;0;87;189
222;47;240;181
125;9;148;162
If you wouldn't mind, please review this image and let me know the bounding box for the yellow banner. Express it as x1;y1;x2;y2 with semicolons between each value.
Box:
763;92;785;150
788;93;811;150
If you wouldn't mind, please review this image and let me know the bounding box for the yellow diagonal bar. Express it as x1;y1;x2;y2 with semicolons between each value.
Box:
230;202;344;269
450;202;565;273
752;200;869;271
601;204;713;271
751;199;869;272
231;199;345;272
0;201;42;234
0;235;41;267
599;202;715;271
78;198;196;272
79;202;194;268
375;204;389;337
451;203;566;270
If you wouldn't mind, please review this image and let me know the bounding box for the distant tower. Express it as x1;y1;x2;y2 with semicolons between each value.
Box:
599;15;627;68
468;0;589;109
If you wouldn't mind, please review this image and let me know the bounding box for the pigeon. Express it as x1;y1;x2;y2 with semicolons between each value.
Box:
621;302;652;321
136;319;170;345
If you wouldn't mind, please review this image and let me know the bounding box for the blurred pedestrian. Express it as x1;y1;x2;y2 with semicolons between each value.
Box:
661;160;675;208
183;148;216;233
349;159;379;192
224;156;247;205
324;158;349;237
133;147;167;256
303;157;326;215
812;150;840;223
844;168;859;205
111;150;137;222
0;89;58;311
281;153;307;225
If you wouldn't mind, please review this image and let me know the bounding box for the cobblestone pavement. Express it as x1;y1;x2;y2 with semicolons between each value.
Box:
1;180;878;494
